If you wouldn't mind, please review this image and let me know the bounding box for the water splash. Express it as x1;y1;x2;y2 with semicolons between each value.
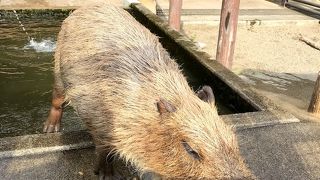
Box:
12;10;56;53
13;10;31;41
23;38;56;53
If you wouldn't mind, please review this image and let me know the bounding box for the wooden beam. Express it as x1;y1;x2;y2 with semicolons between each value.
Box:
169;0;182;31
308;72;320;116
216;0;240;69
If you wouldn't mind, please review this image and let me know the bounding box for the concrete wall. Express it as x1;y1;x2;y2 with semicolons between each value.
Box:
0;0;157;11
0;0;123;9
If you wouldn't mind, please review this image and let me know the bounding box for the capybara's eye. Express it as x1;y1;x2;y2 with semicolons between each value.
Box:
182;140;201;161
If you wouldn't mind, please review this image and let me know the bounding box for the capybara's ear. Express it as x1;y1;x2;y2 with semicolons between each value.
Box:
157;98;176;114
197;85;215;104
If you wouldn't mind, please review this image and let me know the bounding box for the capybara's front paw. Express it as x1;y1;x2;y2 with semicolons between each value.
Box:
95;167;114;180
97;170;112;180
43;107;62;133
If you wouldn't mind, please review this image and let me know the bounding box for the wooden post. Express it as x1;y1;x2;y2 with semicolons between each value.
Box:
169;0;182;31
216;0;240;69
308;72;320;115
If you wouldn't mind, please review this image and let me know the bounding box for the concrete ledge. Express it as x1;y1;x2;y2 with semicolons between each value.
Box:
157;8;319;26
222;111;300;131
0;0;122;10
0;131;93;159
0;9;71;17
158;8;313;16
179;15;319;26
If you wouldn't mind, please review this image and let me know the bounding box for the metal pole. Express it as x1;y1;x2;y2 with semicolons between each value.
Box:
285;1;320;16
169;0;182;31
281;0;288;6
291;0;320;8
216;0;240;69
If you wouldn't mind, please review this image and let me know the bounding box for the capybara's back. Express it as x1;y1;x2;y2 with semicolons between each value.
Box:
44;3;252;179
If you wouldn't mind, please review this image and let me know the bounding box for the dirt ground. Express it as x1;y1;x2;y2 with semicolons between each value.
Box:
183;24;320;79
183;23;320;121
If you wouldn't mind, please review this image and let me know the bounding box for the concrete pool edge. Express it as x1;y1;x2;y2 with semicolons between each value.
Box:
0;130;93;159
0;9;72;18
0;130;94;159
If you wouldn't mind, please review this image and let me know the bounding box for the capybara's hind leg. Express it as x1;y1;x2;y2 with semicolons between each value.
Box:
43;79;65;133
44;47;65;133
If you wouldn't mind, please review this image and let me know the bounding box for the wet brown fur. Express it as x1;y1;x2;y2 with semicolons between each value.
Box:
49;3;252;179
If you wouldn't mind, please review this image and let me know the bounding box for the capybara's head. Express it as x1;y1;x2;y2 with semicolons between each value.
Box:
115;86;252;179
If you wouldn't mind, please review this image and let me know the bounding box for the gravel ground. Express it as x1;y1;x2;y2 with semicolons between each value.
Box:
183;23;320;80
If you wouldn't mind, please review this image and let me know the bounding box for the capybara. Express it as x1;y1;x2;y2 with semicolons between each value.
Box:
44;3;252;179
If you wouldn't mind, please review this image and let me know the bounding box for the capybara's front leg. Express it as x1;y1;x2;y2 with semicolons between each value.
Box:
43;87;64;133
94;150;114;180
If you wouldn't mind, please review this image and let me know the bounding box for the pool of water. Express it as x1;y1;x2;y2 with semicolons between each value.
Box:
0;16;83;138
0;12;234;138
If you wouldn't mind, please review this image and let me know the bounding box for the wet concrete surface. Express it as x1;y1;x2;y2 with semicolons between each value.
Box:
241;70;320;122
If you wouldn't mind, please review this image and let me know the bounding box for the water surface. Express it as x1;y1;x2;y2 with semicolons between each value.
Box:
0;17;82;138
